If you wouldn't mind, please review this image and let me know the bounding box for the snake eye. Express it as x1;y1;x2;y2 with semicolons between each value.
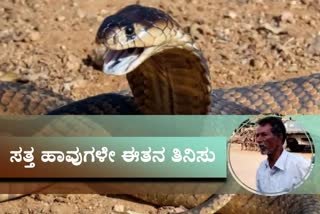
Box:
125;25;135;36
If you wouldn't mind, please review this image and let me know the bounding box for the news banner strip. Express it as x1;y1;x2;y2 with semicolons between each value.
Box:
0;115;319;194
0;137;227;178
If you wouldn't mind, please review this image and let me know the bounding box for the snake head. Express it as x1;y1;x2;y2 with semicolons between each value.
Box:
95;4;194;75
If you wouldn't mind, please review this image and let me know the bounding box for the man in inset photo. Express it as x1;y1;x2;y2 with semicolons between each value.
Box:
255;116;311;195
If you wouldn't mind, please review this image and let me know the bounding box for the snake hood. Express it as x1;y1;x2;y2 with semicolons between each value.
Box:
96;4;211;115
95;4;198;75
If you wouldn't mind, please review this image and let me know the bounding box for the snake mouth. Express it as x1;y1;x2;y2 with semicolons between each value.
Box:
103;47;153;75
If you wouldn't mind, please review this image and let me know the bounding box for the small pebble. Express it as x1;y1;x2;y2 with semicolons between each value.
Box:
307;35;320;55
308;20;316;27
96;15;104;22
287;64;298;72
281;11;294;23
225;11;237;19
28;31;40;41
113;204;125;212
72;1;79;7
56;16;66;22
59;45;67;50
77;9;85;19
290;0;297;6
100;9;108;15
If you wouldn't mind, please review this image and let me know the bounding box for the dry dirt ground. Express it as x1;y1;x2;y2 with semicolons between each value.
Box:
1;0;320;213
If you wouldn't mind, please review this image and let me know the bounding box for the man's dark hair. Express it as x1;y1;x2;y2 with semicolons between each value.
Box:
256;116;287;144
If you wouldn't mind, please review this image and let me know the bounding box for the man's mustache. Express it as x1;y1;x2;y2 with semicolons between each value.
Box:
258;142;267;151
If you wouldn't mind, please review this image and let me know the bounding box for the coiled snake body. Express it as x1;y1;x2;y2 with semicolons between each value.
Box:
0;4;320;214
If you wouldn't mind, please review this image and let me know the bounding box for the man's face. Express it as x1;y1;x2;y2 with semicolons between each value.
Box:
255;124;282;155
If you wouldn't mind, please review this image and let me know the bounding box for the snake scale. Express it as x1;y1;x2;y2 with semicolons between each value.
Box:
0;4;320;214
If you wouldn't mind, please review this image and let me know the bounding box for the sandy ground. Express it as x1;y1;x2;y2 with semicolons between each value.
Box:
1;0;320;213
2;0;320;101
229;143;313;190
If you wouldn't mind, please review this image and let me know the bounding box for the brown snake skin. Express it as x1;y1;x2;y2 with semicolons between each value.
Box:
1;73;319;116
1;4;320;214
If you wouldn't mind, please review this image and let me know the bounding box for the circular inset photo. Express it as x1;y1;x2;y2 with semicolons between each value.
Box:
228;115;315;196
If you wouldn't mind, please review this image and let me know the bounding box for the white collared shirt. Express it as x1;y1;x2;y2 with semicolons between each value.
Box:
256;150;311;195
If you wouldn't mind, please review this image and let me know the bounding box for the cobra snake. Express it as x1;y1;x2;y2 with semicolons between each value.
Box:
0;4;320;214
